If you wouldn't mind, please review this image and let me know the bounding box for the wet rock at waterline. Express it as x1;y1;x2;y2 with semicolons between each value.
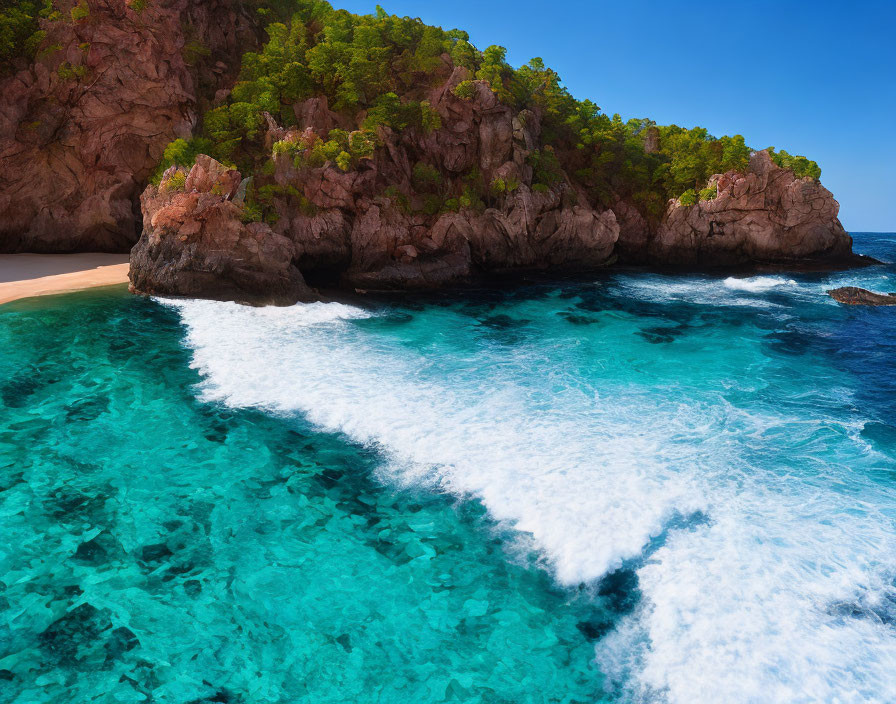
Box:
828;286;896;306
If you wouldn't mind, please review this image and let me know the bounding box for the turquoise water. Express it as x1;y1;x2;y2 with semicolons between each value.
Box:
2;233;896;703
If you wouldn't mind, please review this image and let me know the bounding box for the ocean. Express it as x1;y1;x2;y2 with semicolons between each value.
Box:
2;233;895;703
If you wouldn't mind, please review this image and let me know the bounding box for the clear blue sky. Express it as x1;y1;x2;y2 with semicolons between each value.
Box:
338;0;896;232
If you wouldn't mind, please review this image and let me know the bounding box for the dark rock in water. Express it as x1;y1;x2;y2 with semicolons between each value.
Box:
188;688;241;704
73;535;109;564
828;287;896;306
129;157;315;306
560;311;601;325
39;603;113;664
575;616;615;640
763;326;812;356
48;487;106;523
1;378;38;408
480;314;530;330
104;626;139;661
638;324;689;344
597;568;641;616
138;543;173;564
65;396;109;422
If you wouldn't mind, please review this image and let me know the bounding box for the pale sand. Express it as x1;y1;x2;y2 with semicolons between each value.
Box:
0;254;130;306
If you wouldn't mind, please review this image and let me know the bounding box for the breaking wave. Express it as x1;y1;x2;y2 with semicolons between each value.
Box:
168;278;896;703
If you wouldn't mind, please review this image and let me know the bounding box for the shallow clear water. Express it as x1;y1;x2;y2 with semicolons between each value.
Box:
2;233;896;703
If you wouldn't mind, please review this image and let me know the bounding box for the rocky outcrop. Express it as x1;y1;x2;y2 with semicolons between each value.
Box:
335;187;618;290
2;1;863;293
3;4;858;296
123;70;618;300
634;150;854;267
131;63;863;303
612;197;651;262
0;0;865;295
131;75;621;300
129;156;313;305
276;74;618;289
0;0;259;253
828;287;896;306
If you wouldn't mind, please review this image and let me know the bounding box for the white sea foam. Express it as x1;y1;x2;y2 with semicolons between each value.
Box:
615;271;896;310
169;298;705;584
612;276;794;309
160;298;373;325
723;276;797;292
172;297;896;703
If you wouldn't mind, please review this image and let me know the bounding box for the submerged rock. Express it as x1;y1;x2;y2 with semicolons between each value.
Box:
129;157;314;306
828;287;896;306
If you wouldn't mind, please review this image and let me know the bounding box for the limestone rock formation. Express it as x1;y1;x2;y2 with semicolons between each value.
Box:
639;150;854;267
129;156;313;305
828;287;896;306
0;0;259;253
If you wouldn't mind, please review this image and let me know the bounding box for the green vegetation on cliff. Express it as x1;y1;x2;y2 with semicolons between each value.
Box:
768;148;822;180
0;0;56;69
154;0;822;219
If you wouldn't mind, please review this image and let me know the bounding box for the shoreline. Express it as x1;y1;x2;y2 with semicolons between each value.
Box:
0;254;130;306
0;247;882;309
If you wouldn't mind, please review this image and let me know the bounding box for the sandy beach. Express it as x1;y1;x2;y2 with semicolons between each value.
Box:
0;254;130;306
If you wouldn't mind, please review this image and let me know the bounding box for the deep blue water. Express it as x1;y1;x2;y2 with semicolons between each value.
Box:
1;233;896;703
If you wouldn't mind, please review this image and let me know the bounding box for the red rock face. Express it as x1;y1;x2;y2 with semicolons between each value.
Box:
2;4;859;284
130;157;312;305
130;68;622;300
260;73;620;290
643;150;854;267
131;73;862;304
0;0;258;253
134;65;859;303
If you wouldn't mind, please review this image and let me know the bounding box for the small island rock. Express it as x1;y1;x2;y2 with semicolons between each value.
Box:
828;287;896;306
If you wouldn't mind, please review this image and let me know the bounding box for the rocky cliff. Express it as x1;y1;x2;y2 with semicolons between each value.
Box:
129;75;857;304
0;0;259;252
131;68;623;301
631;150;853;268
130;155;312;305
0;0;863;301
